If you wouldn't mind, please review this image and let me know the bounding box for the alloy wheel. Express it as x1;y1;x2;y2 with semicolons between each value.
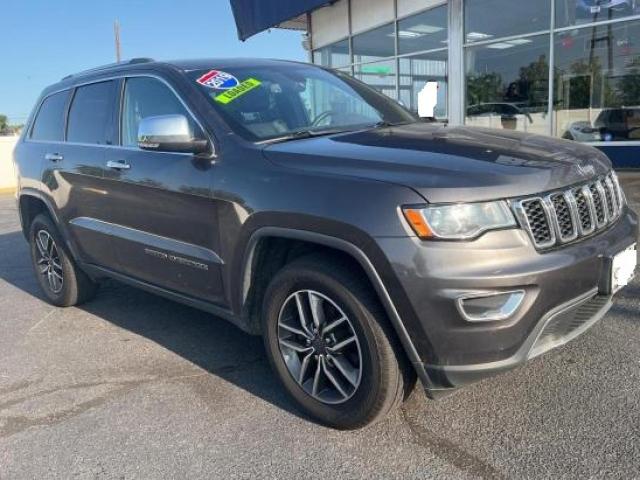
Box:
277;289;363;404
34;230;64;294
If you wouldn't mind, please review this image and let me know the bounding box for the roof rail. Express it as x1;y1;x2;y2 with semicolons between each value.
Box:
61;58;155;81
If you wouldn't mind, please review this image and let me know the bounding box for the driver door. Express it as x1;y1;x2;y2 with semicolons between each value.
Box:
103;75;224;303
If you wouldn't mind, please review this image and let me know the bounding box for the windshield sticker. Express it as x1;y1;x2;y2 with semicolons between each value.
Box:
214;78;262;104
196;70;239;90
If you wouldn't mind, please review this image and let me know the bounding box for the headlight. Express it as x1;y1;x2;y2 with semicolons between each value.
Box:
403;201;516;240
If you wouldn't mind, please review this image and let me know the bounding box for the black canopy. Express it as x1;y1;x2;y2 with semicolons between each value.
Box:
229;0;330;40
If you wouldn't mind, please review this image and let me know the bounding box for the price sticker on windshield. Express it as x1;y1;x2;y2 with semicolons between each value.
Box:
214;78;262;104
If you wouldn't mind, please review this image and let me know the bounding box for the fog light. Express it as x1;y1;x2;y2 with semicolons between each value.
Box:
456;290;525;322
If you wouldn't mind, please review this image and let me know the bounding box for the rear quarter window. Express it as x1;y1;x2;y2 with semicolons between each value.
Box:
67;80;118;145
30;90;70;142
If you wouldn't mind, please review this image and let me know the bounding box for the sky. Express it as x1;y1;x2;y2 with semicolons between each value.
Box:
0;0;307;124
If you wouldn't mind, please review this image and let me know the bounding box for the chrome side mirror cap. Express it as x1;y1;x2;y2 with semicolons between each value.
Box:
138;114;209;154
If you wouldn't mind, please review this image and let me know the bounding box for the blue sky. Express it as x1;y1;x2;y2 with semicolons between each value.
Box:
0;0;307;124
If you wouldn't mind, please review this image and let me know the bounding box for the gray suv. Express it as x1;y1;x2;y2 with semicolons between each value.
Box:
13;58;638;429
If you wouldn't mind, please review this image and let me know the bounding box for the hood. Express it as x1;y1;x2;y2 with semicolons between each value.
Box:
262;123;612;203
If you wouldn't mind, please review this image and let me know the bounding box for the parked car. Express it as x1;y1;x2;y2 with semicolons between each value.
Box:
594;107;640;141
13;58;638;429
563;120;603;142
577;0;637;17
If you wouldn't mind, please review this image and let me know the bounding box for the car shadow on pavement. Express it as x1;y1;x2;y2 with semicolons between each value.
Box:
0;230;307;423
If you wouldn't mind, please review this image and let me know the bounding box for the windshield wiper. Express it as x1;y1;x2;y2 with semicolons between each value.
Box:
369;120;414;129
260;128;350;145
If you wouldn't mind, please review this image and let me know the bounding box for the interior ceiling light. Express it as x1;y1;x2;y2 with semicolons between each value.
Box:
486;39;533;49
466;31;493;40
408;24;444;34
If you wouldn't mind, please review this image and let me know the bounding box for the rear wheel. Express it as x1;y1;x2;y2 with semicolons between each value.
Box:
262;255;414;429
29;214;97;307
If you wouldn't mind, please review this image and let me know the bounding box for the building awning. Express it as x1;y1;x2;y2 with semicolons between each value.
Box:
229;0;330;41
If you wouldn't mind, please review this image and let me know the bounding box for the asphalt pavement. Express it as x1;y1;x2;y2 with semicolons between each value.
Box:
0;181;639;479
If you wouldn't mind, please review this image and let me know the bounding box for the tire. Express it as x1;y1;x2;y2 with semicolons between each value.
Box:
28;213;97;307
261;254;415;429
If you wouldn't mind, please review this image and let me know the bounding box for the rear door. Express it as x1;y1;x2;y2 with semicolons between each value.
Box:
34;80;118;268
103;75;223;303
57;80;120;267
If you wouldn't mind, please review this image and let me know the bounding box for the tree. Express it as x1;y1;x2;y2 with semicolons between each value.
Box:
0;114;8;131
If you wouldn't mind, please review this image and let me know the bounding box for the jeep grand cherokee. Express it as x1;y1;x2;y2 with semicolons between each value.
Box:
13;58;638;429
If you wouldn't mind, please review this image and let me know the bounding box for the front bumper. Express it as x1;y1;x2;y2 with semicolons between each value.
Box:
376;207;638;392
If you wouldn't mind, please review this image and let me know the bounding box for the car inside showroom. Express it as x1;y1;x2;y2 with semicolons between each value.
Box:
233;0;640;168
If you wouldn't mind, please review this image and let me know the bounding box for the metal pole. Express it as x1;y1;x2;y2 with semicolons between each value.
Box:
114;20;122;63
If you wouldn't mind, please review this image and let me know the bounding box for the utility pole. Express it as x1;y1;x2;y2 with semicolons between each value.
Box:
114;20;122;62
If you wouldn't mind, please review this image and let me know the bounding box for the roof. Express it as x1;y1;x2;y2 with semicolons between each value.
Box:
229;0;330;41
46;57;310;94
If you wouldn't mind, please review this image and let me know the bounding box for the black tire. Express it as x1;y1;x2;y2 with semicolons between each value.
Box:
261;254;415;429
28;213;97;307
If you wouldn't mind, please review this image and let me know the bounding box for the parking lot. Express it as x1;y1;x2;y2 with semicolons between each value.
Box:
0;183;639;480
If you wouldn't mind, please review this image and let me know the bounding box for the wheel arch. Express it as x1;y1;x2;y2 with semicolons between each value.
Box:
238;226;436;391
18;190;59;239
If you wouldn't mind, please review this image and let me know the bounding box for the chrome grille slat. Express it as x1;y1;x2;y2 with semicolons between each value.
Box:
513;173;625;250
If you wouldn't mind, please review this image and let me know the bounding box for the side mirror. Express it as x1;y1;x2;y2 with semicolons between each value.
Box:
138;114;209;154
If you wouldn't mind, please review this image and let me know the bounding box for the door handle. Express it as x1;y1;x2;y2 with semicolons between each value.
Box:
45;153;64;162
106;160;131;170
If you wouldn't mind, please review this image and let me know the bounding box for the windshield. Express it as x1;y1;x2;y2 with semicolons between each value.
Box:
187;64;417;142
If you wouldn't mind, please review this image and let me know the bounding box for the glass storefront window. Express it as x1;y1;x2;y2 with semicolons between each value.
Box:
354;60;397;99
313;39;350;68
553;20;640;142
465;0;551;43
397;5;448;55
352;23;395;63
465;34;550;135
399;50;448;119
556;0;640;29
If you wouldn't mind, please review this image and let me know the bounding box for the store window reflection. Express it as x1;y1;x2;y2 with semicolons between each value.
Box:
398;5;448;54
399;51;448;119
354;60;397;99
556;0;640;28
465;0;551;43
554;20;640;142
465;35;550;134
352;23;395;64
313;39;350;68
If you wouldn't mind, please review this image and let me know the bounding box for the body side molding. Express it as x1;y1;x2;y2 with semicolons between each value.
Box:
69;216;223;265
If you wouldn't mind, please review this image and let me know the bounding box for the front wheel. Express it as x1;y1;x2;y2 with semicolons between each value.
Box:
262;255;414;429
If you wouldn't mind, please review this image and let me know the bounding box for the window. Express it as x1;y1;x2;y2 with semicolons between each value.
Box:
121;77;198;147
465;34;550;135
354;60;398;99
556;0;640;28
67;81;117;145
30;90;70;142
189;64;415;142
553;20;640;142
397;5;448;55
465;0;551;44
399;50;448;119
313;39;350;68
352;23;395;63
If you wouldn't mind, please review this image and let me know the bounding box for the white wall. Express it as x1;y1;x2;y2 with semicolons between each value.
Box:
397;0;446;18
311;0;349;48
0;136;17;192
350;0;394;33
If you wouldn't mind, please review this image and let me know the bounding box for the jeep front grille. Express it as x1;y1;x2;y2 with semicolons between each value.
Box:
513;172;624;250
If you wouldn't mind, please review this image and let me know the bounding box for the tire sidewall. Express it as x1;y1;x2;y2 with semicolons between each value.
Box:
262;266;386;428
29;215;76;306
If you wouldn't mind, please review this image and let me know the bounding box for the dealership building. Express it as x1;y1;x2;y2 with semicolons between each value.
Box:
230;0;640;167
